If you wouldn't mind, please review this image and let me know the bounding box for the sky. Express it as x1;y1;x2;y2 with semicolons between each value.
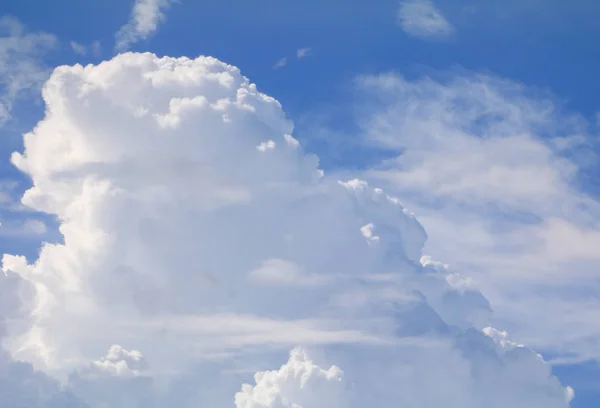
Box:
0;0;599;407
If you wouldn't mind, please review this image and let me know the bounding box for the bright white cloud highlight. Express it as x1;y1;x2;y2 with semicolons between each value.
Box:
235;348;345;408
89;345;148;377
397;0;454;40
115;0;174;51
0;52;573;407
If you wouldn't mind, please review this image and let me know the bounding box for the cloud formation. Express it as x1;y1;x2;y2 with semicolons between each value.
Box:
296;48;312;59
115;0;174;51
0;52;573;407
70;41;101;58
397;0;454;40
273;57;288;69
235;348;345;408
0;17;55;127
352;70;600;363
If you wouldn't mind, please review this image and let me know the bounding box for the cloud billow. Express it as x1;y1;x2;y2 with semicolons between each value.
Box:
0;52;573;407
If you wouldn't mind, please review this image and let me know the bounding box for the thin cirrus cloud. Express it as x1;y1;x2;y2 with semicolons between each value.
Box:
0;17;55;128
296;47;312;59
397;0;455;40
351;70;600;364
115;0;175;51
70;40;101;57
273;57;287;69
0;52;574;407
273;47;312;69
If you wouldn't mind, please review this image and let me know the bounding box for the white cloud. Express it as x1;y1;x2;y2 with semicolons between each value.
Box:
256;140;276;152
0;17;56;127
483;327;525;351
115;0;174;51
248;259;328;286
235;348;346;408
70;41;87;55
397;0;454;40
23;218;47;235
350;70;600;363
0;53;572;407
88;345;148;377
0;217;47;237
357;73;583;213
296;47;312;59
273;57;287;69
237;338;572;408
69;41;102;58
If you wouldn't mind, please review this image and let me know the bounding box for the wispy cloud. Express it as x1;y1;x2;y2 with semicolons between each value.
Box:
274;47;313;70
296;47;312;59
0;217;47;237
273;57;287;69
350;71;600;363
70;40;101;57
0;17;56;128
115;0;175;51
397;0;454;40
70;41;86;55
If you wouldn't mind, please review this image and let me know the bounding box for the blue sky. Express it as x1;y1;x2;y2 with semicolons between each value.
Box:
0;0;599;407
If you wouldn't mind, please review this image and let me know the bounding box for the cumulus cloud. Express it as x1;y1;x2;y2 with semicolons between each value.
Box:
397;0;454;40
0;17;56;127
237;337;572;408
0;53;573;407
88;345;148;377
235;348;345;408
115;0;174;51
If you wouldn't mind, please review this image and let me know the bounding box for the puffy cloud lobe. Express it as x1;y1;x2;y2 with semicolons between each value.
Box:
88;345;148;377
236;348;345;408
238;337;571;408
0;53;573;407
68;346;154;408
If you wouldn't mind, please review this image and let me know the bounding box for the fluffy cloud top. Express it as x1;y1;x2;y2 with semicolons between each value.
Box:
397;0;454;40
235;348;345;408
88;345;148;377
0;52;573;407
